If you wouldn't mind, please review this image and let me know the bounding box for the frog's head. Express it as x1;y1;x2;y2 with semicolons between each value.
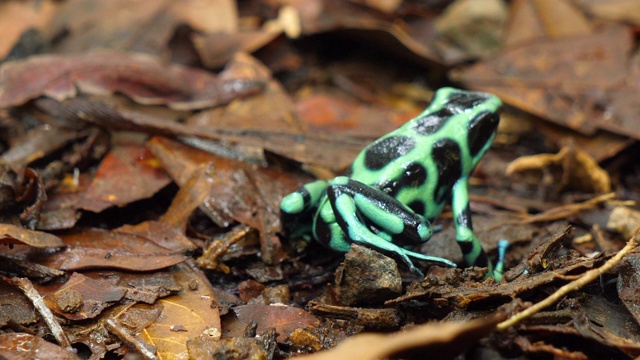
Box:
431;88;502;166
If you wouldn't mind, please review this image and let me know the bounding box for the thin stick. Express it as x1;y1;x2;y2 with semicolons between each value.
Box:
106;318;159;360
497;228;639;330
1;275;73;350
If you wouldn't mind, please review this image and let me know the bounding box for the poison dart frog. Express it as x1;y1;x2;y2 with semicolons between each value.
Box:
281;87;507;280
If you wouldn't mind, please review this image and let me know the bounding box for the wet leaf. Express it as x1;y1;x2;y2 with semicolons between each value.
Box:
0;282;37;328
0;333;79;360
0;223;64;248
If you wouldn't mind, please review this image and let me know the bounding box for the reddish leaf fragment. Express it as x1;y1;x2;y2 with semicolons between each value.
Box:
0;224;64;248
0;333;79;360
228;304;320;342
0;50;263;110
36;228;186;271
43;272;125;320
75;144;170;213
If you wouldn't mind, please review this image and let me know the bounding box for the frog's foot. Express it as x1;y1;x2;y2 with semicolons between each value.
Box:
327;177;433;244
280;180;329;216
457;232;508;281
491;239;509;282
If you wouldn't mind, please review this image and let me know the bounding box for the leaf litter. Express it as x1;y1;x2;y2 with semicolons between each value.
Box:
2;0;640;359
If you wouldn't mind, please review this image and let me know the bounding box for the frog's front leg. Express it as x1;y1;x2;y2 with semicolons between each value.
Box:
325;176;456;275
280;180;329;216
451;177;504;280
280;180;329;240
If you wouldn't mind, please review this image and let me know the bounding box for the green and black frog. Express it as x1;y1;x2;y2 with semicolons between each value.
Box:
280;87;507;280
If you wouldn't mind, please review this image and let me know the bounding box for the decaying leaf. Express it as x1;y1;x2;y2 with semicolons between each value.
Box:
147;136;308;265
43;272;125;320
225;304;320;342
75;144;170;213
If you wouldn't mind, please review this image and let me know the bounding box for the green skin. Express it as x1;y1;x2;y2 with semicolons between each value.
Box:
281;87;506;280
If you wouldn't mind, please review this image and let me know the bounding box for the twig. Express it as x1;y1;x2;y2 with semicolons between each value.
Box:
0;275;73;350
497;227;639;330
105;318;159;360
518;192;615;224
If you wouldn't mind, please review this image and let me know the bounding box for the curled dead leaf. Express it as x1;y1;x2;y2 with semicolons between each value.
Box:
506;141;611;194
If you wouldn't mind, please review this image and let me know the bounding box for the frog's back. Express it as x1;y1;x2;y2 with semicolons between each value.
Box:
348;88;501;219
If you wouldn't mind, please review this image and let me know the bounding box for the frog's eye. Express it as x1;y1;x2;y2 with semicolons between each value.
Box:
467;111;499;157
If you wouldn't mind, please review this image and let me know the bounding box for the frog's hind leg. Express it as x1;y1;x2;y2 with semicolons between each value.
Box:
326;178;456;275
327;177;433;244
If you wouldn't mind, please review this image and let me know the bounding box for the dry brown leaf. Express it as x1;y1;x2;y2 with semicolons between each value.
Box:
0;224;64;248
37;228;186;271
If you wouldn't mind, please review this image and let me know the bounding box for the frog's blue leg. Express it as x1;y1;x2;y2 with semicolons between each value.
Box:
326;177;456;275
451;177;504;280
